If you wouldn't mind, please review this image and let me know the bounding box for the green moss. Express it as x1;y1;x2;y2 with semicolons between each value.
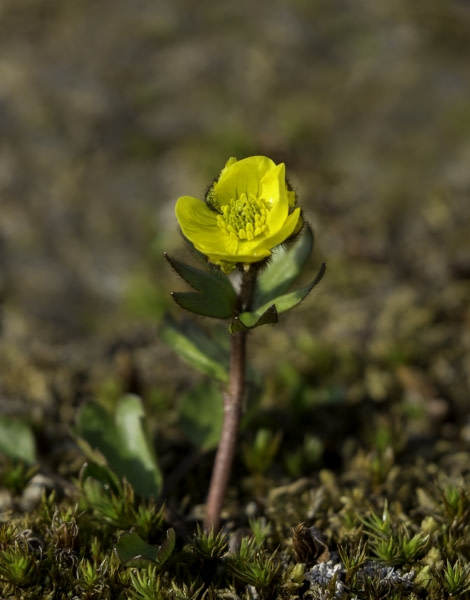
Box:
1;454;470;598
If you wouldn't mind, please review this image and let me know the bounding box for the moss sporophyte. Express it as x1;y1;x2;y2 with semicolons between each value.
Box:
168;155;325;531
175;156;303;273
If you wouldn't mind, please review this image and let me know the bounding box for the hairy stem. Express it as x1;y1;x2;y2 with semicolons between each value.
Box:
204;268;256;531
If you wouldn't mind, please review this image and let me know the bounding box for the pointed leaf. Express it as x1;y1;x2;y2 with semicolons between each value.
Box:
232;263;325;331
170;290;232;319
253;224;314;309
259;262;325;316
165;253;237;318
165;253;234;296
160;314;229;381
258;262;326;316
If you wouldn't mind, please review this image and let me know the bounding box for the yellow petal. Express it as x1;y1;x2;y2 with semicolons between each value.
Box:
214;156;276;204
175;196;238;256
249;207;302;257
259;162;285;204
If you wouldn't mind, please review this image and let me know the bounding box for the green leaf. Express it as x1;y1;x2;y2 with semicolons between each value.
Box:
259;262;325;315
165;253;237;318
229;305;278;333
253;224;314;309
160;314;229;382
170;291;227;319
231;263;325;331
79;463;127;525
80;461;121;496
179;381;223;451
0;416;36;464
255;263;326;317
75;395;162;499
116;529;175;566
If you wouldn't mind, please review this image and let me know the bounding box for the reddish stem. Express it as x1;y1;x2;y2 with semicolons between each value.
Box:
204;329;247;531
204;268;255;531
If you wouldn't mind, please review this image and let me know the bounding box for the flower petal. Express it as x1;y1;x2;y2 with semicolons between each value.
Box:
249;207;302;256
214;156;276;204
208;241;272;265
175;196;238;256
259;162;285;204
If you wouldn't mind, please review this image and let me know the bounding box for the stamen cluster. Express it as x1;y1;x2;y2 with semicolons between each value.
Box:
217;193;268;241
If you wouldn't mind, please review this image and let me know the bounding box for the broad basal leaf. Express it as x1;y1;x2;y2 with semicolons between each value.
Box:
0;416;36;464
179;380;223;451
75;395;162;499
116;529;175;567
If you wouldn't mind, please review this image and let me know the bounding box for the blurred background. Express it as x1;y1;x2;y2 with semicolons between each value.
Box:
0;0;469;459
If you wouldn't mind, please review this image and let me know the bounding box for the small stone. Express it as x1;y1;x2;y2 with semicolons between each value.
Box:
19;473;55;513
0;488;13;520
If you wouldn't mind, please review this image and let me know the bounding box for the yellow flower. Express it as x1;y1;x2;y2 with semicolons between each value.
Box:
175;156;303;273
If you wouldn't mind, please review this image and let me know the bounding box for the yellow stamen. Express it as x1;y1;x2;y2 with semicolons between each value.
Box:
217;193;268;241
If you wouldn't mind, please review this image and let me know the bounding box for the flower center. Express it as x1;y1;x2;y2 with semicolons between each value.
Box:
216;193;268;241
